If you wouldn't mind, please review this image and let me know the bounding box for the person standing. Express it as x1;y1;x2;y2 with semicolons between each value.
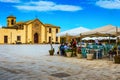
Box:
95;39;99;45
71;38;77;56
60;43;65;56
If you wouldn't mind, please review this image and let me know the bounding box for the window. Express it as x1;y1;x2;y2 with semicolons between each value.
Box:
11;19;14;25
49;37;51;43
56;29;58;33
56;37;58;42
49;28;51;33
17;36;21;41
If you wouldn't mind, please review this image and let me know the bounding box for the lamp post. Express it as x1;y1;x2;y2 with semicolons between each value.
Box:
49;29;53;50
116;26;118;56
66;33;68;43
51;30;53;49
79;33;82;47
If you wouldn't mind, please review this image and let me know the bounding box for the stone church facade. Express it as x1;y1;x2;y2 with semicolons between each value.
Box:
0;15;60;44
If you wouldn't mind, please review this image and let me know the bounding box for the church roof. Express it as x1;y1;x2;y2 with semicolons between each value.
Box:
5;16;60;29
16;22;24;24
44;24;60;28
24;19;44;25
25;20;34;24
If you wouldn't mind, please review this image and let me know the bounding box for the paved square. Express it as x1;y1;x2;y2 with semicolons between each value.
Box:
0;45;120;80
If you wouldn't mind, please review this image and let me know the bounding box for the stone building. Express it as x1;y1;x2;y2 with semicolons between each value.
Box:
0;15;60;44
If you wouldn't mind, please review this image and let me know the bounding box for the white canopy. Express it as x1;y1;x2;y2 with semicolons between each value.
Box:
56;27;90;37
81;25;120;37
102;27;120;36
82;37;116;40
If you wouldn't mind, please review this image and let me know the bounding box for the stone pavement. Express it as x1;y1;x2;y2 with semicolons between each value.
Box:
0;52;120;80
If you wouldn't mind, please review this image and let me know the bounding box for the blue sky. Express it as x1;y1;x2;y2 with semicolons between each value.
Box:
0;0;120;31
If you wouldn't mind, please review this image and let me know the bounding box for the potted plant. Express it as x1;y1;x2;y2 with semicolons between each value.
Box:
86;49;94;60
113;44;120;64
49;48;54;56
49;40;54;56
76;47;82;59
65;49;72;57
114;55;120;64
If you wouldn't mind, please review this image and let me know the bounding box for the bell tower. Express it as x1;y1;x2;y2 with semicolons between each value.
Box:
7;15;16;27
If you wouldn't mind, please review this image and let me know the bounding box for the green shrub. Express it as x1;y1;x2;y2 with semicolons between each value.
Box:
65;49;72;52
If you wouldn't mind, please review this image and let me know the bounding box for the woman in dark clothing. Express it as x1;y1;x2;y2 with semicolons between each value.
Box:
60;43;65;56
71;39;77;56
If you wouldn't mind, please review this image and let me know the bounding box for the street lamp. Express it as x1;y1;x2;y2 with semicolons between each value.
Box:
48;28;53;50
50;29;54;50
116;26;118;56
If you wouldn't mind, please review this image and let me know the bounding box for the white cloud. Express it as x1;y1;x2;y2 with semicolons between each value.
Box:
96;0;120;9
0;0;20;3
14;1;82;12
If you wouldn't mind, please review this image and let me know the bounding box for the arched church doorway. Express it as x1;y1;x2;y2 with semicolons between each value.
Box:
34;33;39;43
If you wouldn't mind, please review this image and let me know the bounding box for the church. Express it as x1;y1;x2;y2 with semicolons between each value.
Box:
0;15;60;44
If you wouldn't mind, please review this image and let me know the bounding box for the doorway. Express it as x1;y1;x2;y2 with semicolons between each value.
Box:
4;36;8;44
34;33;39;43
